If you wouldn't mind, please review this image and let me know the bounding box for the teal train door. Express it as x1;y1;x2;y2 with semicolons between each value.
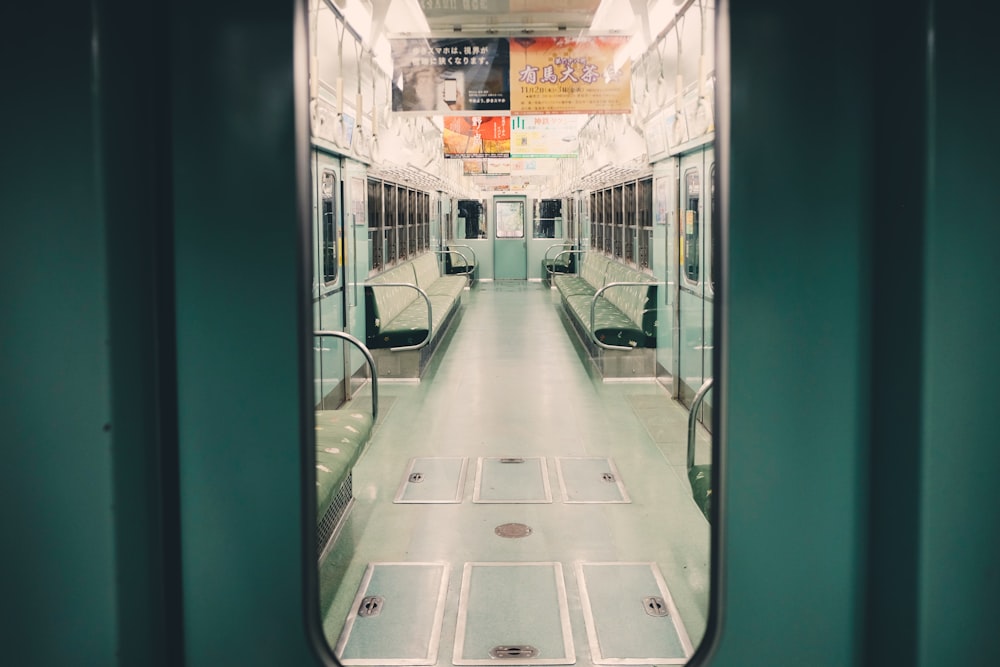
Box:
493;196;527;279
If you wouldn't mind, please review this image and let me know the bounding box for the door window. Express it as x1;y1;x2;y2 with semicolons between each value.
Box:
495;200;525;239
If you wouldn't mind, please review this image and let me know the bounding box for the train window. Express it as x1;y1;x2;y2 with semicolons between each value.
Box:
495;200;524;238
612;185;623;258
589;192;599;250
710;163;718;293
638;177;653;269
624;181;636;263
367;179;383;273
385;184;398;265
320;170;337;286
534;199;562;238
683;167;701;283
457;199;486;239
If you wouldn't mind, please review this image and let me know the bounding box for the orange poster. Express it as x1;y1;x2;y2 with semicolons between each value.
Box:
509;36;631;114
443;116;511;158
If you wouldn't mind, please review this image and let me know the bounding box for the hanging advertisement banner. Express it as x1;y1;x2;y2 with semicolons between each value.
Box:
390;38;510;114
510;158;559;175
486;158;511;174
420;0;601;19
420;0;510;17
509;36;631;114
443;116;511;158
510;114;585;157
461;158;513;175
463;160;487;175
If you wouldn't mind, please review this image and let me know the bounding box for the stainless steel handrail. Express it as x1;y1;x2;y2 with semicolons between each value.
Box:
313;330;378;422
446;244;477;269
366;282;433;352
434;249;473;280
588;281;660;350
687;378;713;472
545;249;586;279
543;242;574;262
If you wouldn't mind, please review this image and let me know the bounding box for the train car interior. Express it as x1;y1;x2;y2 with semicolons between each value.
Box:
308;1;718;664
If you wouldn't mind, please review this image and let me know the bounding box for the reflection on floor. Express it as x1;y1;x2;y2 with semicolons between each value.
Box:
320;282;710;666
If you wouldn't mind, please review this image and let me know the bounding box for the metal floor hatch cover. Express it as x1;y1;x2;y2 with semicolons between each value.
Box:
555;457;631;503
472;457;553;503
576;562;694;664
453;562;575;665
394;457;469;503
334;562;450;665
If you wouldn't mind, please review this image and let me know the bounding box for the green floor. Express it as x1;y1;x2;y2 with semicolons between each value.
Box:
320;282;711;666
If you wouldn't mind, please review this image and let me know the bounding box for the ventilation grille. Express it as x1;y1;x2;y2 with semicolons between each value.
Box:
317;471;353;558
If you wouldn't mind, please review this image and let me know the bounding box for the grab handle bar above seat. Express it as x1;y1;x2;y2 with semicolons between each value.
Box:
434;249;473;280
313;330;378;422
546;249;586;279
447;244;477;268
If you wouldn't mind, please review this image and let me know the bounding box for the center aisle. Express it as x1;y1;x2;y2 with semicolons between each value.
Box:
321;281;710;666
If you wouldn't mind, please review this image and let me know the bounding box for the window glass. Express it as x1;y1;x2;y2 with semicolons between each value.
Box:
683;167;701;283
495;200;524;239
710;163;718;293
638;177;652;269
321;170;337;285
533;199;561;238
367;179;383;273
457;199;486;239
624;182;636;263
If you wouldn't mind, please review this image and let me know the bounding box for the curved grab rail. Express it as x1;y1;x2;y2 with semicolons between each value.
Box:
434;249;473;280
589;281;661;350
313;330;378;422
686;378;713;472
446;244;477;270
546;249;586;279
543;242;575;262
366;282;433;352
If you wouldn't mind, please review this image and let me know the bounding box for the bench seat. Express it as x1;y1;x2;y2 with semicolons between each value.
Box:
365;252;466;377
553;253;657;348
314;408;374;533
553;253;658;378
564;293;649;348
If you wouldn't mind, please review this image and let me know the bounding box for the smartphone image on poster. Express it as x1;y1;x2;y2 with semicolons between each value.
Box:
443;78;458;104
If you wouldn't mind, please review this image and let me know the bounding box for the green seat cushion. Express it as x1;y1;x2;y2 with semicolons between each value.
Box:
688;464;712;522
553;274;595;298
314;409;374;519
579;253;610;289
412;253;443;290
367;253;464;348
566;294;647;348
425;275;466;300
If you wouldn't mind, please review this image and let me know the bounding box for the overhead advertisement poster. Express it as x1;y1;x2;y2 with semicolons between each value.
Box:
420;0;602;19
390;38;510;115
443;116;511;158
509;36;631;114
510;114;585;157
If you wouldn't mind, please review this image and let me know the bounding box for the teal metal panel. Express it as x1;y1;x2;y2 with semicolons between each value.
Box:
170;0;321;664
919;2;1000;664
97;0;182;663
709;1;868;665
1;3;119;664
